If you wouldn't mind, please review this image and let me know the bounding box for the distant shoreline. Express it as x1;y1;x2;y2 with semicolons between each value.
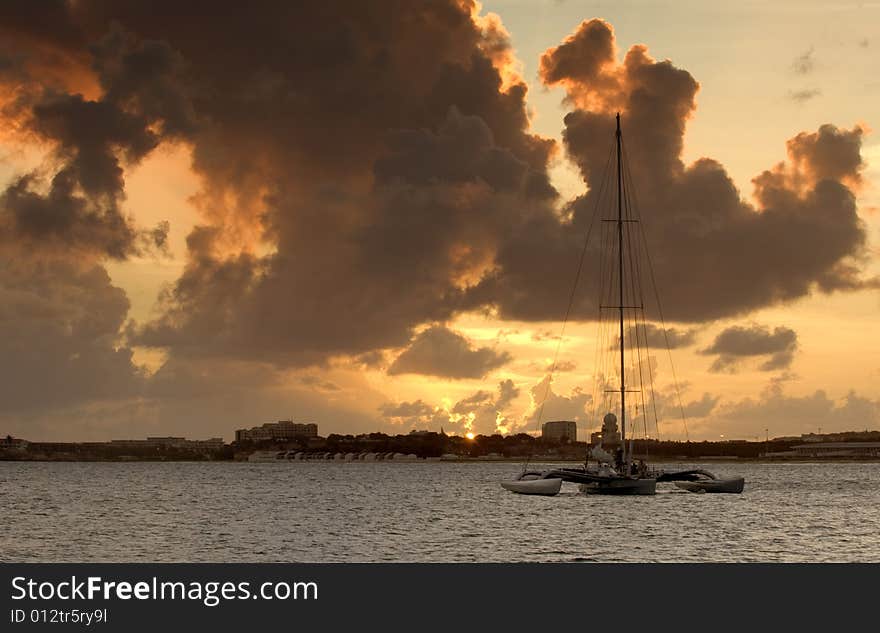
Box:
3;456;880;464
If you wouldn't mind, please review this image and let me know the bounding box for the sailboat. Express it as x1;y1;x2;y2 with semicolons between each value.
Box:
501;113;744;496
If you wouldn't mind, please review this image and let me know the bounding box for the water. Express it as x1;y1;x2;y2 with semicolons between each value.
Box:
2;461;879;562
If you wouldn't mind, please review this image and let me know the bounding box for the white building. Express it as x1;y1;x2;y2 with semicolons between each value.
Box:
235;420;318;442
109;437;224;452
791;442;880;458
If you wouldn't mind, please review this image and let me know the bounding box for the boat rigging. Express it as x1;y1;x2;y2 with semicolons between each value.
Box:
501;114;744;496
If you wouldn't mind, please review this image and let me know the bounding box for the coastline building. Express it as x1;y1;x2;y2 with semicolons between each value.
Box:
791;442;880;458
235;420;318;442
109;437;224;452
0;435;28;451
542;420;577;443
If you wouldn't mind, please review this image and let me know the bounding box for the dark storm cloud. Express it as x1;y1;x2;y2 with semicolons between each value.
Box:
0;1;82;47
0;238;152;420
89;24;197;139
0;5;875;408
1;171;135;260
0;249;145;412
29;92;157;195
0;12;182;418
774;123;865;188
0;28;176;259
538;17;620;107
374;106;553;198
11;5;870;363
645;324;698;349
614;324;698;351
387;325;511;379
38;0;556;364
0;1;91;94
701;324;798;373
467;19;873;323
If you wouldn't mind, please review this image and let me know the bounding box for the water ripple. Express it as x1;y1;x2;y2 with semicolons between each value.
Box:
1;461;879;562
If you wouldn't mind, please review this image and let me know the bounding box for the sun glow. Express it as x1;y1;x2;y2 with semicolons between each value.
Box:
465;432;476;440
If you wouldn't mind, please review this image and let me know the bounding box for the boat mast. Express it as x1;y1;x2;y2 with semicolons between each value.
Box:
616;112;627;468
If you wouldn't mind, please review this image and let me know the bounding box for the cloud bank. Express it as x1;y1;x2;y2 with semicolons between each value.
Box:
0;6;875;439
470;18;873;323
701;324;798;373
388;325;511;379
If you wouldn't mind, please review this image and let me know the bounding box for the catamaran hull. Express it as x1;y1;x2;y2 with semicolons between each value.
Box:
501;478;562;496
674;477;744;494
579;478;657;495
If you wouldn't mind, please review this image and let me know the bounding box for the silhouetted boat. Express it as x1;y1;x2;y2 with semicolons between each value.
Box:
664;469;745;493
500;474;562;496
501;114;743;496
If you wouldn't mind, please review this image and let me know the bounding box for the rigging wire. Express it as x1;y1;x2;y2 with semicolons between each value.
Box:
620;141;661;445
621;160;651;453
588;156;619;454
523;142;614;472
621;136;690;442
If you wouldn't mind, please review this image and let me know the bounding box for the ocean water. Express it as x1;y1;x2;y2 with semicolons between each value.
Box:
1;461;878;562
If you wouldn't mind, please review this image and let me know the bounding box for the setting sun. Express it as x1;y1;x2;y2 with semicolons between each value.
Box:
466;432;476;440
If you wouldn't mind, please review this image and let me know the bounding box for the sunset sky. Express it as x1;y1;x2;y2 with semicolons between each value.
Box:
1;0;878;442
